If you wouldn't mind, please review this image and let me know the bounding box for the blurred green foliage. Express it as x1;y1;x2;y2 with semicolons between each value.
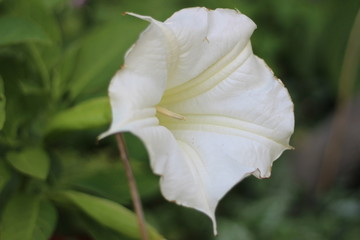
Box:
0;0;359;239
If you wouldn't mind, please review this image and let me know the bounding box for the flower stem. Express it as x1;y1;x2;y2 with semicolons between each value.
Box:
316;10;360;194
115;133;149;240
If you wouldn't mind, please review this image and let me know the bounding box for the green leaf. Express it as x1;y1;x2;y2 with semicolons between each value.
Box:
55;150;159;204
80;216;133;240
45;97;111;134
0;159;11;192
61;190;165;240
6;148;50;180
0;194;57;240
0;16;50;46
0;76;5;129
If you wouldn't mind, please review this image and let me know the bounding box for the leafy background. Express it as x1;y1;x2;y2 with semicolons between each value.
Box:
0;0;359;239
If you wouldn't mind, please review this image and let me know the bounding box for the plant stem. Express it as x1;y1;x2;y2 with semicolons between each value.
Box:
316;10;360;194
115;133;149;240
337;9;360;104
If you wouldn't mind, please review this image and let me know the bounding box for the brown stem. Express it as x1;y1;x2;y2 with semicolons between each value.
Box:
115;133;149;240
316;10;360;194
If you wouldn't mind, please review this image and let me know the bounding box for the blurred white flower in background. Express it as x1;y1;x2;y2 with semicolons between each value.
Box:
101;7;294;234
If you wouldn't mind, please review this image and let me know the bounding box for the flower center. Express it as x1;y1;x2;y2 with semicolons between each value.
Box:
156;106;186;120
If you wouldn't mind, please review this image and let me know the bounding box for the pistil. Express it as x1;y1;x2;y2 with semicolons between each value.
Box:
156;106;186;120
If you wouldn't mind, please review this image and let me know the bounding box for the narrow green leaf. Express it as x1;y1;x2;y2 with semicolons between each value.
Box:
0;194;57;240
0;159;11;192
0;16;50;46
45;97;111;134
80;216;132;240
6;148;50;180
0;76;5;129
61;190;165;240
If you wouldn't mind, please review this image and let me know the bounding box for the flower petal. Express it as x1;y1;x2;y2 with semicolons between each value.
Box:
99;14;172;138
164;7;256;88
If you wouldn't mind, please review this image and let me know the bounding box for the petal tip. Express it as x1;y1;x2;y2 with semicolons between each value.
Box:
126;12;154;22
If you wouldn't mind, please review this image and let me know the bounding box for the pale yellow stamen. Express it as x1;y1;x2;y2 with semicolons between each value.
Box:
156;106;186;120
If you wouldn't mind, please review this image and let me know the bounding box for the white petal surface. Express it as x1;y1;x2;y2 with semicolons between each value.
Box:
155;44;293;233
164;8;256;88
99;13;171;138
101;7;294;235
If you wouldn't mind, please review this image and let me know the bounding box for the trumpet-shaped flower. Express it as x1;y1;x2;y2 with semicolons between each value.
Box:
100;7;294;234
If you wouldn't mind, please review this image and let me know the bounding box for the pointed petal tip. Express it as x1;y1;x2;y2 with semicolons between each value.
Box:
163;194;218;235
97;131;110;141
126;12;154;22
192;205;218;235
199;205;217;235
211;216;218;236
97;128;119;141
195;204;218;236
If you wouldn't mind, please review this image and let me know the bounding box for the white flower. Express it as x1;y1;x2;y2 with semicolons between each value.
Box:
100;7;294;234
